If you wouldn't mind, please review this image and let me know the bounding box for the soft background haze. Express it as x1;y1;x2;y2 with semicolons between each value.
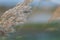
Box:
0;0;60;23
0;0;60;40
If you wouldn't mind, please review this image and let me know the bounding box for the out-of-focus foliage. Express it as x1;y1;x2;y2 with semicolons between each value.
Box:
0;21;60;40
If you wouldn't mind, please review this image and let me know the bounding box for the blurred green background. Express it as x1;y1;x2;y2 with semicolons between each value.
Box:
0;0;60;40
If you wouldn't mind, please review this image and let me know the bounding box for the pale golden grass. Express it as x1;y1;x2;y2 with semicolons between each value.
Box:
49;6;60;22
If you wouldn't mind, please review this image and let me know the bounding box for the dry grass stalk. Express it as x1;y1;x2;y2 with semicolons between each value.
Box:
0;0;32;36
48;6;60;22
